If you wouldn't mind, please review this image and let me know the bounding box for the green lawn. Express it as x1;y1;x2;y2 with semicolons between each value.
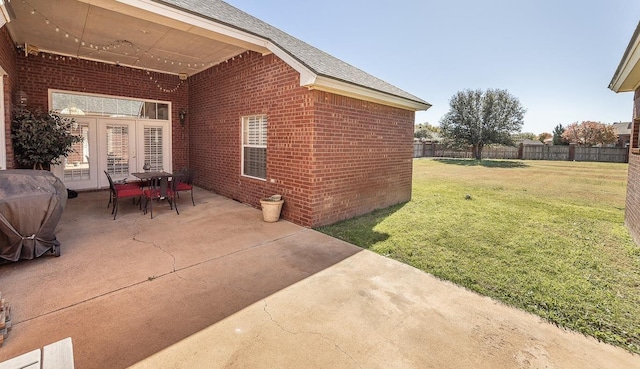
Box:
316;159;640;354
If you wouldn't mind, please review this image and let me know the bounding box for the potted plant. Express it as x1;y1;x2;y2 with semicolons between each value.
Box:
11;108;82;170
260;194;284;222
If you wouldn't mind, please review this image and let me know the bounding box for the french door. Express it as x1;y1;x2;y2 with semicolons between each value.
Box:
53;117;171;190
52;117;98;189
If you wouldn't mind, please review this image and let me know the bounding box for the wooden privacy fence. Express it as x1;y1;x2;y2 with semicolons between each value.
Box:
413;142;629;163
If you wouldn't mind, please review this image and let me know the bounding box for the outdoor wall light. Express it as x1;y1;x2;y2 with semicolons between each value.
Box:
179;109;187;126
16;90;28;108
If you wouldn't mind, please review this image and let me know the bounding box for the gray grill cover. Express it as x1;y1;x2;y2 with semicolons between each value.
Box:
0;170;67;262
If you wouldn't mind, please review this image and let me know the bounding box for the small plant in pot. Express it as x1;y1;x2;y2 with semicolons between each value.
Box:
260;194;284;222
11;108;82;170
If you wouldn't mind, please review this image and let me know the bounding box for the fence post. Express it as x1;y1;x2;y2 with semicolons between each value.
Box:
568;143;575;161
518;143;523;159
626;147;630;163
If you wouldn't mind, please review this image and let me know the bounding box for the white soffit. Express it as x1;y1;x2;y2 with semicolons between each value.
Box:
610;23;640;93
306;76;432;111
96;0;272;53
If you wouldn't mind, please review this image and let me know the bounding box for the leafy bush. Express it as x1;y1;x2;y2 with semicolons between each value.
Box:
11;109;82;170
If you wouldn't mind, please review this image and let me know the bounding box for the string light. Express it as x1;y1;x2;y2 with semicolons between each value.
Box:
20;0;237;93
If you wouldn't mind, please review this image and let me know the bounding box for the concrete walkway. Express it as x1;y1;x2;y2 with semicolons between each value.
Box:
0;189;638;368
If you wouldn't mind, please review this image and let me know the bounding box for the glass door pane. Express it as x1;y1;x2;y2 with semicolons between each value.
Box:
64;122;90;181
105;124;130;176
51;117;98;190
99;119;136;184
137;120;171;174
143;126;164;171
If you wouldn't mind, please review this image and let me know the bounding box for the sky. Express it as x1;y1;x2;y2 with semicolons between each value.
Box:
223;0;640;135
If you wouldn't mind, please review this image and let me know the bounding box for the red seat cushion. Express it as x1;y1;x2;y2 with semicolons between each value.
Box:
117;187;143;198
175;183;192;191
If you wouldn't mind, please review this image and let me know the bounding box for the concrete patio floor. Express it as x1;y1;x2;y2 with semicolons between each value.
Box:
0;189;638;368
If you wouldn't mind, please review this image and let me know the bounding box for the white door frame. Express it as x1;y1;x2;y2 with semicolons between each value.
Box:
48;90;173;189
54;117;172;190
136;120;172;174
98;118;138;186
51;117;99;189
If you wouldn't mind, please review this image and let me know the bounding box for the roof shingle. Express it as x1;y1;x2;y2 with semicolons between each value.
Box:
155;0;430;107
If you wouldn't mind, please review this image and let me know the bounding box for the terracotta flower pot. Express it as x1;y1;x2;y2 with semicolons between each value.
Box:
260;197;284;222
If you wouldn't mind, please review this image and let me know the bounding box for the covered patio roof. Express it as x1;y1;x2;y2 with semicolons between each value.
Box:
2;0;431;111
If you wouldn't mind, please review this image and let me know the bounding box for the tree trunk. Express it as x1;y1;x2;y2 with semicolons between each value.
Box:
473;144;483;160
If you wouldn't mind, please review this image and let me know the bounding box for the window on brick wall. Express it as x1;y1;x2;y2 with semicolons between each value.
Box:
242;115;267;180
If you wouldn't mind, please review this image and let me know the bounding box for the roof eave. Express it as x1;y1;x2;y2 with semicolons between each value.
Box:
306;75;431;111
105;0;432;111
266;46;431;111
86;0;273;57
609;21;640;93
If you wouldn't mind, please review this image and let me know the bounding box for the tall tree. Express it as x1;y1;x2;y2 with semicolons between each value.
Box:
538;132;552;143
511;132;537;141
440;89;526;159
561;121;618;146
416;123;441;133
414;129;432;141
552;124;567;145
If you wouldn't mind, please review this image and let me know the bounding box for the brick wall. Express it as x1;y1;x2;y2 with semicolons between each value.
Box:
14;52;189;170
4;32;416;227
310;91;414;226
0;26;18;169
189;51;313;224
189;51;414;227
626;88;640;245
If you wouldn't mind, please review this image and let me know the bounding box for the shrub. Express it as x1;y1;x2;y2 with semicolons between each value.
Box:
11;109;82;170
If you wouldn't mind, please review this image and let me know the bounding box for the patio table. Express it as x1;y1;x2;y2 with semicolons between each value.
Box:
132;172;177;217
131;171;173;181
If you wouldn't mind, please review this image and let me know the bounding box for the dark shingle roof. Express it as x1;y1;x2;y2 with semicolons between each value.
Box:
154;0;430;107
612;122;632;135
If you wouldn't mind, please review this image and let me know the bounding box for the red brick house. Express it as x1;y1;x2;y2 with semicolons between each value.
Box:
0;0;430;227
609;21;640;244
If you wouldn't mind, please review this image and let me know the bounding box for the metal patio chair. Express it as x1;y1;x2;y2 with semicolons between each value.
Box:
104;171;143;220
143;175;180;219
173;168;195;206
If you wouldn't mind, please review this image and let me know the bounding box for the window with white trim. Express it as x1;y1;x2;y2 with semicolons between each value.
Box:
51;91;169;120
242;115;267;179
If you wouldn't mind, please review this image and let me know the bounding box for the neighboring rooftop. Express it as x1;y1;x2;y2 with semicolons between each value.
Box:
612;122;632;135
